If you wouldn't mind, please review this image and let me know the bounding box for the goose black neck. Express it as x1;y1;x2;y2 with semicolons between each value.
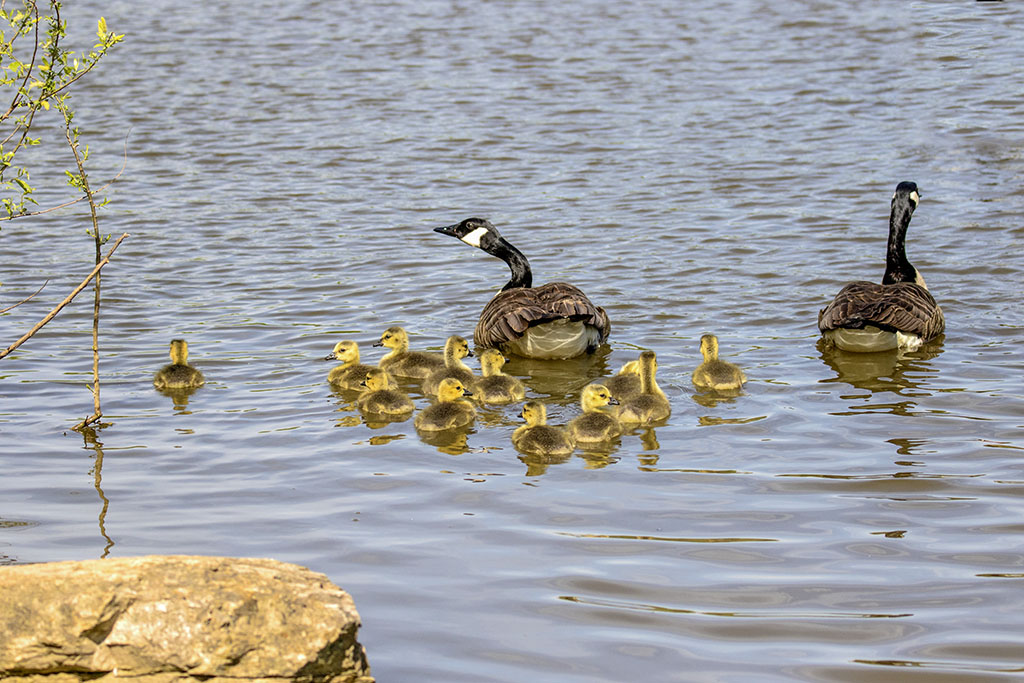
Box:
882;195;917;285
492;237;533;290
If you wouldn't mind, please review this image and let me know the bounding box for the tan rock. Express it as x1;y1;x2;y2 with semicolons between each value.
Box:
0;555;373;683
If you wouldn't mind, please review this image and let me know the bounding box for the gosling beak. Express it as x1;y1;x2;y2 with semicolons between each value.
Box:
323;352;338;361
372;340;384;347
463;388;474;397
608;397;620;405
466;349;474;357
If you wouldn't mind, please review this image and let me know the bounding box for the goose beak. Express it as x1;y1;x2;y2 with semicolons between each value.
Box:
433;224;459;237
463;388;474;397
608;397;620;405
372;340;384;347
466;350;474;357
323;352;338;361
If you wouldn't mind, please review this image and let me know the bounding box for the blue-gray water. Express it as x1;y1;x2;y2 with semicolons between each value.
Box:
2;1;1023;681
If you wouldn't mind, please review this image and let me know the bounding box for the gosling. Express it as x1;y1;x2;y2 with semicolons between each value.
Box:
357;368;414;417
422;335;476;396
691;334;747;392
414;377;476;431
512;400;575;456
604;359;642;401
153;339;205;390
374;326;445;379
473;348;526;404
617;350;671;425
568;383;621;444
326;340;394;390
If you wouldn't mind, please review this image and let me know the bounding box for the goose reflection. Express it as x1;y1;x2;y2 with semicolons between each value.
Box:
818;338;943;394
502;348;611;401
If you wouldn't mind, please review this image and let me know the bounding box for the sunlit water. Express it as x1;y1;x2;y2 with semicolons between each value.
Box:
2;1;1023;681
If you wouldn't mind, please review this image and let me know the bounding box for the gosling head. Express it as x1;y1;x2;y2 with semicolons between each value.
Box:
639;350;658;373
445;335;473;359
169;339;189;364
479;348;508;373
618;359;641;375
361;367;391;391
581;383;619;410
519;400;547;426
699;334;720;361
436;377;472;402
374;326;408;350
325;340;359;363
433;217;501;251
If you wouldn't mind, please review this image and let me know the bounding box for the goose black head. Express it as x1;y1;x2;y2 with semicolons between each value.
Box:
893;181;920;210
434;217;501;251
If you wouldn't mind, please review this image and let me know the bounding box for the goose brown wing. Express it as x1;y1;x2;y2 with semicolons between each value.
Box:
818;281;944;340
474;282;611;349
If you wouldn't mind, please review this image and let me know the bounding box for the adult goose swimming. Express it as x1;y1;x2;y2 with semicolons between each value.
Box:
433;218;611;360
818;181;944;353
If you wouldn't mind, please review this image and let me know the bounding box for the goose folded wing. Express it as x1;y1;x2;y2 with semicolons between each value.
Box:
819;281;944;338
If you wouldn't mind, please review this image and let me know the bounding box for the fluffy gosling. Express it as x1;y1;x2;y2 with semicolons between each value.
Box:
422;335;476;396
617;350;671;425
374;326;445;379
357;368;414;416
512;400;575;456
473;348;526;404
568;383;621;444
414;377;476;431
691;334;747;392
153;339;204;390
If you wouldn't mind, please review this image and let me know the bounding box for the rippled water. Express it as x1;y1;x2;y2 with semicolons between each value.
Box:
2;1;1023;681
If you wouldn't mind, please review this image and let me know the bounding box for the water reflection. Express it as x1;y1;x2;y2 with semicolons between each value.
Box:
156;386;201;412
80;428;114;558
518;451;573;477
817;339;944;395
504;350;612;402
415;427;473;456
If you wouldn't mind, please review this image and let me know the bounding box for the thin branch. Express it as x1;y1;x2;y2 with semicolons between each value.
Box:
0;129;129;222
0;277;48;313
0;232;128;360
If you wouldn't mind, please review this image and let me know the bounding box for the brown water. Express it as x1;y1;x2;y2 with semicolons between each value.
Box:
2;1;1023;681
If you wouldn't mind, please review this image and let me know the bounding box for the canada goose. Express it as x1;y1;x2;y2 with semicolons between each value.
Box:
512;400;576;456
604;359;642;401
422;335;476;396
691;334;747;392
374;326;445;379
357;368;414;416
473;348;526;404
818;181;945;352
153;339;204;389
433;218;611;359
568;383;621;444
326;340;396;390
617;350;671;425
414;377;476;431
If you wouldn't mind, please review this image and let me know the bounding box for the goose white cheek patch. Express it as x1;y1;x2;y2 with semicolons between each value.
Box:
461;226;490;247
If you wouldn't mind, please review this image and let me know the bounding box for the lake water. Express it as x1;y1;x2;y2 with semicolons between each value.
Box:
2;1;1023;681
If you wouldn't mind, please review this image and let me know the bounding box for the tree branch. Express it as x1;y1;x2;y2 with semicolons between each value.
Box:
0;232;128;360
0;277;48;313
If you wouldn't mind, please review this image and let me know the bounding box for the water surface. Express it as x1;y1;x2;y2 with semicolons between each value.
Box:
2;1;1023;681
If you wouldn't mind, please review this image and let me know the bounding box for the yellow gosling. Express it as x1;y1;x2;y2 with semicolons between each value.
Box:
326;340;395;390
512;400;575;456
374;326;445;379
415;378;476;431
422;335;476;396
604;359;642;401
568;383;621;444
473;348;526;404
691;334;747;392
153;339;205;390
617;350;671;425
357;368;414;416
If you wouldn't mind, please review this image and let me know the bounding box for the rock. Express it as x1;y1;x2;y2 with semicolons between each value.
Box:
0;555;373;683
